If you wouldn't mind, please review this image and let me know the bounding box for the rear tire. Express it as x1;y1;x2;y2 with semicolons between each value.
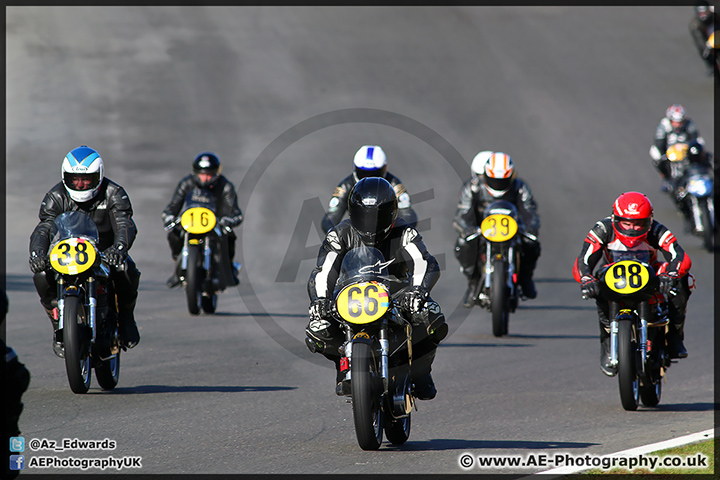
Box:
700;199;714;252
63;296;91;394
351;342;384;450
185;245;203;315
95;352;121;390
201;293;217;314
384;415;411;445
617;320;639;411
491;257;509;337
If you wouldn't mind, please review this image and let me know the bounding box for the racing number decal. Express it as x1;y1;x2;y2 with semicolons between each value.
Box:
181;207;216;234
605;260;650;294
481;214;518;242
337;282;390;324
50;238;97;275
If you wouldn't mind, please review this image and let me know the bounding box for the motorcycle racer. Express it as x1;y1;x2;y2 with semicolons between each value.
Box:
320;145;417;233
162;152;243;288
649;104;706;193
572;192;693;376
306;177;448;400
29;145;141;355
453;151;541;306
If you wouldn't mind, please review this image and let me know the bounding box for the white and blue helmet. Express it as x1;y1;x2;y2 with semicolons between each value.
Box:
352;145;388;181
61;145;104;202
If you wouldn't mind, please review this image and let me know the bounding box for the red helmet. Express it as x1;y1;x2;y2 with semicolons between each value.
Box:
612;192;653;247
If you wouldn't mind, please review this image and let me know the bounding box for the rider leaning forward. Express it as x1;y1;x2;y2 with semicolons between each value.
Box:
572;191;693;376
29;146;142;355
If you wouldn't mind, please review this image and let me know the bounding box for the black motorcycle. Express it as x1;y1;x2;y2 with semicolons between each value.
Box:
47;211;121;394
332;246;417;450
165;188;238;315
466;200;525;337
587;251;674;411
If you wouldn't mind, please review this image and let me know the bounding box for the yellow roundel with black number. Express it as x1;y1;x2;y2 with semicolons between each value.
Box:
666;143;688;162
181;207;216;234
336;281;390;324
481;214;518;242
50;238;97;275
604;260;651;294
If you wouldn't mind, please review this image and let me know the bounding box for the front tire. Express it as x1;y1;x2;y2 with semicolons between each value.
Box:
351;341;384;450
491;257;509;337
63;296;91;394
185;244;203;315
617;320;639;411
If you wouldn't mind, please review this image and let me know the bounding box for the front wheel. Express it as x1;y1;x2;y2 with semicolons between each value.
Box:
63;296;91;394
617;320;639;411
185;244;203;315
491;257;509;337
351;341;384;450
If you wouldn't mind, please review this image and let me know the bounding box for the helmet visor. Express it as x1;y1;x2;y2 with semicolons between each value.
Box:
613;216;651;238
349;203;396;242
64;172;101;191
485;175;512;193
354;166;386;180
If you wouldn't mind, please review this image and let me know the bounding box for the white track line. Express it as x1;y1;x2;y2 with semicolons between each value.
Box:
525;428;715;477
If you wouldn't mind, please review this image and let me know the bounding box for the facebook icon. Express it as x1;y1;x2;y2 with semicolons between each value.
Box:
10;455;25;470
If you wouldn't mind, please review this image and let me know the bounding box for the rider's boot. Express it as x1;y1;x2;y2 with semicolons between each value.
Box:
666;322;688;359
116;268;141;349
462;278;480;308
599;323;617;377
519;242;539;299
411;347;437;400
43;302;64;358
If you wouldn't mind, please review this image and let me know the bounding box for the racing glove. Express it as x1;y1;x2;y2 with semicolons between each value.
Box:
218;217;234;232
29;251;49;274
163;214;177;230
580;275;600;299
461;226;478;240
657;272;678;296
400;286;430;317
104;244;128;266
309;298;333;322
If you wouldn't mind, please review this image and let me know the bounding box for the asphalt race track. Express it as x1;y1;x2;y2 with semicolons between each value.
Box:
5;6;715;475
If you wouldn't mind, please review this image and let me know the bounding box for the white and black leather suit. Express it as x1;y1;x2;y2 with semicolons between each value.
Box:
649;117;703;181
306;218;446;383
452;175;541;285
30;178;141;331
162;174;243;261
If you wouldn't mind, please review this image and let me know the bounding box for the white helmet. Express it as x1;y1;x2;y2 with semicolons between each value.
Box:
483;152;515;198
352;145;387;181
61;145;104;202
471;150;494;177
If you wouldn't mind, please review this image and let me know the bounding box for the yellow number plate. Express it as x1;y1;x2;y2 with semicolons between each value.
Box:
481;214;518;242
50;238;97;275
604;260;651;294
181;207;216;234
666;143;688;162
336;281;390;324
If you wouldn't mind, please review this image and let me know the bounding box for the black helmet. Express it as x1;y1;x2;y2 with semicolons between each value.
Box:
348;177;398;244
192;152;222;187
687;140;704;164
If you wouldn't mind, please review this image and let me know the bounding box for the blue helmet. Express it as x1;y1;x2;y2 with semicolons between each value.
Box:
61;146;104;202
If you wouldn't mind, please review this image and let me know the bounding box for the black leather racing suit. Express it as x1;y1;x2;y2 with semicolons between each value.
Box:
29;179;141;328
321;172;416;233
306;218;446;382
162;174;243;261
452;176;541;284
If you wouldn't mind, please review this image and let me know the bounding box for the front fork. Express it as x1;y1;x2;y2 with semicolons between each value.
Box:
483;242;516;291
342;319;390;392
180;235;212;271
56;277;97;347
